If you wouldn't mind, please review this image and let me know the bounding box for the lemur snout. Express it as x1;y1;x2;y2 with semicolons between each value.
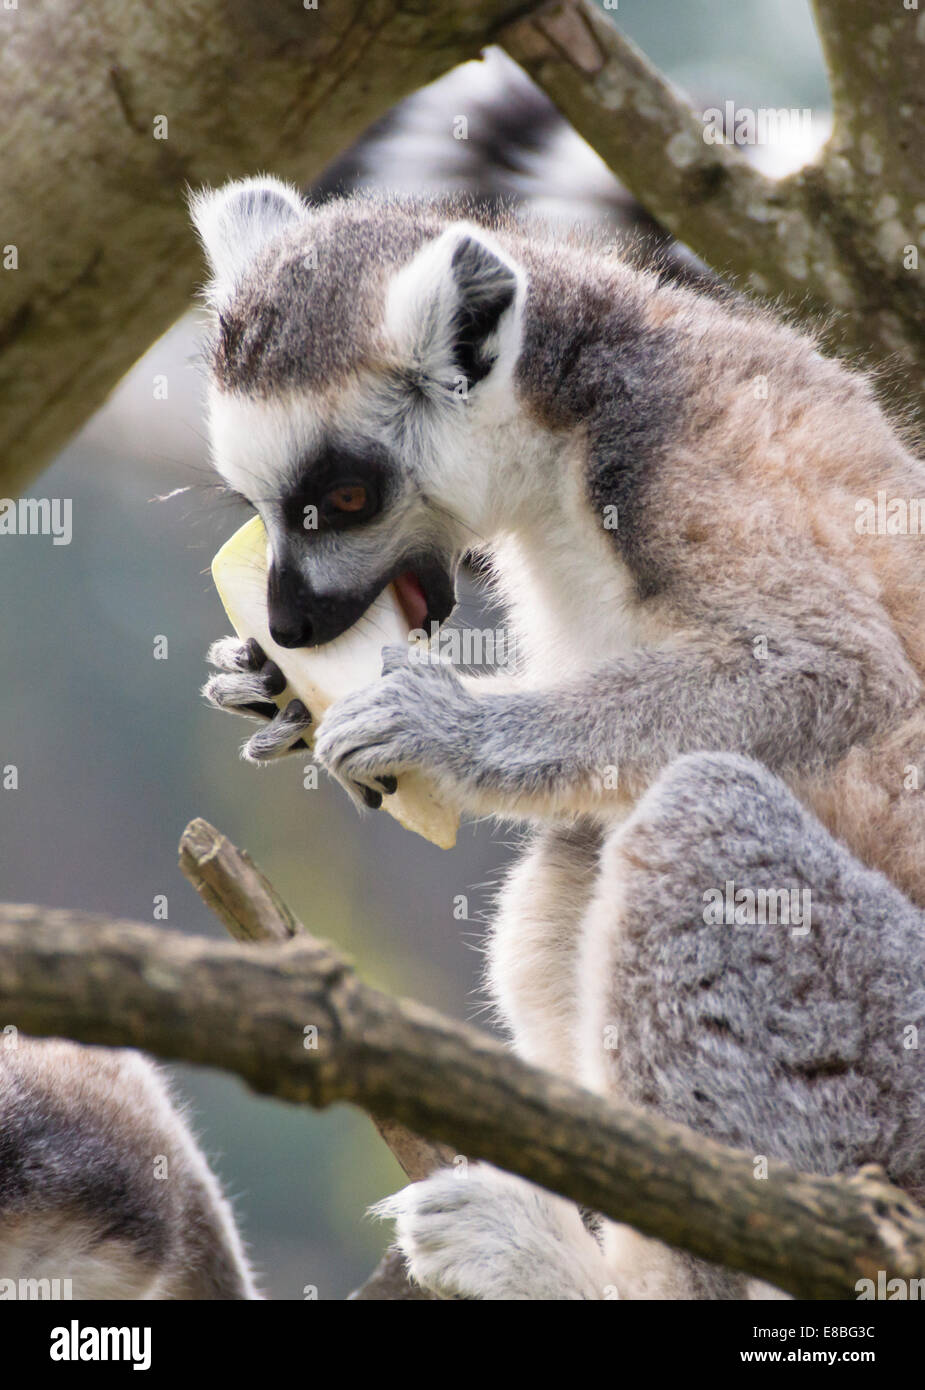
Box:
267;563;315;647
268;561;386;648
268;612;313;649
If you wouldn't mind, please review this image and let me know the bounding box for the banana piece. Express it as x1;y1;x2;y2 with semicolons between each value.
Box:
211;516;459;849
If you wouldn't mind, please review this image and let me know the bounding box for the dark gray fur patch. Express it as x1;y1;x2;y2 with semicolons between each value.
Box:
211;198;442;395
513;254;689;599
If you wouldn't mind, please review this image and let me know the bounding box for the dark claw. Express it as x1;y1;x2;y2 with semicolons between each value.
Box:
283;698;311;725
279;701;312;750
358;784;382;809
243;638;267;670
261;660;287;697
376;775;398;795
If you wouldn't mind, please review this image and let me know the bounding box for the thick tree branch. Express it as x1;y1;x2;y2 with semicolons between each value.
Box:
2;898;924;1299
501;0;925;405
811;0;920;168
0;0;541;494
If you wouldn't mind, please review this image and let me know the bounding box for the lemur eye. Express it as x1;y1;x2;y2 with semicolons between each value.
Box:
326;484;368;513
318;479;380;527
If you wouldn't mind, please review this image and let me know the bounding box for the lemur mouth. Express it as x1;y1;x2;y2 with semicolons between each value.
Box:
393;571;429;632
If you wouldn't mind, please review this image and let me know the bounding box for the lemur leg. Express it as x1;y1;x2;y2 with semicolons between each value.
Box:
379;814;716;1299
383;752;925;1299
374;1163;615;1300
485;820;603;1077
379;823;619;1299
576;750;925;1299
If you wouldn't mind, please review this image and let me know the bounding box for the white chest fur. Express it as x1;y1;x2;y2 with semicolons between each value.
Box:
490;453;646;687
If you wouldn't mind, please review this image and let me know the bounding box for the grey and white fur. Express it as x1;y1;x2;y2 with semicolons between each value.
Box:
0;1037;258;1299
190;176;925;1299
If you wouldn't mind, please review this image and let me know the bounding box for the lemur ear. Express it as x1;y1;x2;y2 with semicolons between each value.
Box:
386;223;525;390
189;176;306;308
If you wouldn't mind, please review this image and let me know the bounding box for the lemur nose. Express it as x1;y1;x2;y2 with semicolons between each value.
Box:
267;564;314;649
269;614;314;648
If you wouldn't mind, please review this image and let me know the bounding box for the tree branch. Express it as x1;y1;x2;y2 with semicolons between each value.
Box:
2;897;924;1299
501;0;925;405
0;0;543;495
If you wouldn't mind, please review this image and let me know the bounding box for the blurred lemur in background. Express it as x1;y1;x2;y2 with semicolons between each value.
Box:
0;1039;257;1298
194;173;925;1300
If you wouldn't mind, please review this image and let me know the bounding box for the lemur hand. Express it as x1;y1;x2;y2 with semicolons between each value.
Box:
203;637;314;761
314;645;479;810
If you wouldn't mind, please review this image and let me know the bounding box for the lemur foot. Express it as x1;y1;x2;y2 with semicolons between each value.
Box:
203;637;313;761
372;1165;613;1300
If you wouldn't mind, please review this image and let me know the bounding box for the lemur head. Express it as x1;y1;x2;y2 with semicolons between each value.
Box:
192;177;528;647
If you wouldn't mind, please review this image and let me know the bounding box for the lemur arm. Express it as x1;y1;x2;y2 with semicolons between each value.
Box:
313;623;920;821
464;632;914;816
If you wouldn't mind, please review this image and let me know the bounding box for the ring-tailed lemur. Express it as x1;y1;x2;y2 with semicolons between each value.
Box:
194;177;925;1300
0;1037;257;1299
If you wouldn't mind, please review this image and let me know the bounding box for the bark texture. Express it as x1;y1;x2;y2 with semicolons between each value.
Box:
501;0;925;406
0;0;537;493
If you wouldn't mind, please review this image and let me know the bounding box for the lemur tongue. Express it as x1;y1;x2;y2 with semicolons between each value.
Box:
393;571;429;632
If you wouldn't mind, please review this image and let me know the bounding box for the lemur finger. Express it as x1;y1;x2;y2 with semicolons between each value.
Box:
243;699;313;762
207;636;267;673
203;658;287;716
377;775;398;795
357;783;383;809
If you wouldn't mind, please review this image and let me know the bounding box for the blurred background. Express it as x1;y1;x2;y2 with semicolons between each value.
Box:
0;0;829;1298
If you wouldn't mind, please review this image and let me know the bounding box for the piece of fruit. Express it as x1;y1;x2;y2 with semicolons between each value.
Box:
211;516;459;849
